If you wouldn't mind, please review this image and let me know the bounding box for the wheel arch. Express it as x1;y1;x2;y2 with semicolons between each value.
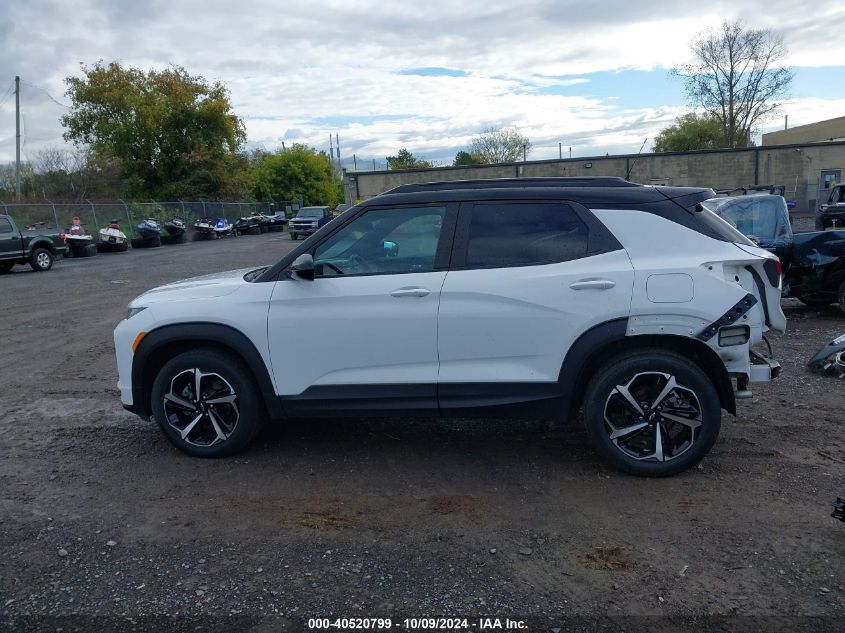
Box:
560;320;736;419
29;239;56;254
131;322;282;421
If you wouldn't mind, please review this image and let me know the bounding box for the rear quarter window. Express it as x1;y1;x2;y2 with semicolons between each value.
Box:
0;217;13;234
465;202;589;268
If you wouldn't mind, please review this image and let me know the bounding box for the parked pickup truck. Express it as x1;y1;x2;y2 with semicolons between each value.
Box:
0;214;68;273
702;195;845;313
289;206;333;241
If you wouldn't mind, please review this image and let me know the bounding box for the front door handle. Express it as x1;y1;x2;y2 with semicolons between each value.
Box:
570;279;616;290
390;287;431;298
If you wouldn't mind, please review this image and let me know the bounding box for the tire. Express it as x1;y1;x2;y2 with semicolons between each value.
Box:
247;227;261;236
30;248;54;272
290;232;298;241
150;349;264;457
64;247;75;259
582;349;721;477
0;261;13;274
269;225;284;232
116;241;129;252
259;226;269;234
798;296;833;308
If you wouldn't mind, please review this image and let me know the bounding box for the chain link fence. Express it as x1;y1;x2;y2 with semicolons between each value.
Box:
0;200;303;238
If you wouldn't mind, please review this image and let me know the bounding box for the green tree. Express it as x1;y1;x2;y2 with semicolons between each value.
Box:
61;61;246;199
453;150;484;166
252;144;342;206
386;149;433;170
673;20;792;147
469;127;530;163
652;112;738;152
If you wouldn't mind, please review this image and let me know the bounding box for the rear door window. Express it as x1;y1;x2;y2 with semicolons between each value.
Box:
463;202;589;268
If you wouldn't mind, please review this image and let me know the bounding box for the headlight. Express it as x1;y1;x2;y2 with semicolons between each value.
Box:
126;306;148;320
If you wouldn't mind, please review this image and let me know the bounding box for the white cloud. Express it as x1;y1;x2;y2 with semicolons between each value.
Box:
0;0;844;170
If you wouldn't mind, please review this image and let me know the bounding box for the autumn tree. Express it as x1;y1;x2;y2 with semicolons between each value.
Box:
386;149;433;170
252;144;343;206
652;112;742;152
673;20;793;148
453;150;484;166
61;62;246;198
469;127;530;163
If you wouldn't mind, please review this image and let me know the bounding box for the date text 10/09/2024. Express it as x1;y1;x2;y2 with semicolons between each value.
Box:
307;618;528;630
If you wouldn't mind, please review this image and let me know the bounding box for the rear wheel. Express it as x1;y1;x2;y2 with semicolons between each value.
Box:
290;232;298;241
0;261;13;273
151;349;264;457
30;248;54;272
583;350;721;477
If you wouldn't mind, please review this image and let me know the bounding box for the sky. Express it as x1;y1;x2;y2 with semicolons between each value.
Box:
0;0;844;170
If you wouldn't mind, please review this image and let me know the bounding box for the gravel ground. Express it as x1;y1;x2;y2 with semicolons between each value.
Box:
0;230;843;632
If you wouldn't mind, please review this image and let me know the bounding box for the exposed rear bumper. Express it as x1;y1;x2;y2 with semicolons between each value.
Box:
749;349;781;382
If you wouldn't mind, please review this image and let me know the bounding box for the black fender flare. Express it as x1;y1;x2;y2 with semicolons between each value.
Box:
558;318;736;418
131;322;282;420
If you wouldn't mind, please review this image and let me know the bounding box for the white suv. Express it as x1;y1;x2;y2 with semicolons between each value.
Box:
114;178;785;476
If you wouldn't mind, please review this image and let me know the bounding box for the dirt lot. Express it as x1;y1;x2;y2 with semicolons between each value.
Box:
0;232;843;632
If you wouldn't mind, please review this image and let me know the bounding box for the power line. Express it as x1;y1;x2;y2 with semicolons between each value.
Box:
0;81;14;109
20;79;70;109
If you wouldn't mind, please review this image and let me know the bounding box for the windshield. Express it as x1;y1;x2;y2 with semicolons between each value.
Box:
702;196;792;243
695;201;756;246
297;207;325;218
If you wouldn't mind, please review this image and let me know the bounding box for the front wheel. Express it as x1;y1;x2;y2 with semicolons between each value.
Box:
583;350;721;477
30;248;54;272
150;349;264;457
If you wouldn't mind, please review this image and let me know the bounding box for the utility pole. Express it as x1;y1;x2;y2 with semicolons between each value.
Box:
15;75;21;202
522;144;527;162
559;143;562;160
569;147;572;159
335;133;341;170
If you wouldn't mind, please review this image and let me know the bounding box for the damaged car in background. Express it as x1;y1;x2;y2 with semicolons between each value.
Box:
808;332;845;378
702;194;845;313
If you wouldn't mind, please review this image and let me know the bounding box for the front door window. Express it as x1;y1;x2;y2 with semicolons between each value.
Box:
313;206;446;277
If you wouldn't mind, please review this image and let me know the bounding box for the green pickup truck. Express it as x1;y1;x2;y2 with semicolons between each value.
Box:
0;214;68;273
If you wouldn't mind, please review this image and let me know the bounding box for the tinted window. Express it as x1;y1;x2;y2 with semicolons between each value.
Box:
0;217;12;234
314;206;445;277
466;202;588;268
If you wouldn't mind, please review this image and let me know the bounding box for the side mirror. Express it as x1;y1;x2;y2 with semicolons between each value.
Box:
290;253;315;281
383;240;399;257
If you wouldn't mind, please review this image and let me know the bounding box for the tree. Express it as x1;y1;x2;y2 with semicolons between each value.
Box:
386;149;433;170
469;127;530;163
61;61;246;198
252;144;342;206
652;112;742;152
453;150;484;166
673;20;793;148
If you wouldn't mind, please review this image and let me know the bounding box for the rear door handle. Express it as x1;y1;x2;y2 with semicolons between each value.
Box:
390;287;431;298
570;279;616;290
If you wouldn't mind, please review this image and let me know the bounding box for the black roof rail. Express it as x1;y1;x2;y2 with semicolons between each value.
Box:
386;177;641;195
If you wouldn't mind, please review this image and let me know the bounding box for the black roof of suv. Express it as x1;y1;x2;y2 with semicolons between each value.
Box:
258;178;720;281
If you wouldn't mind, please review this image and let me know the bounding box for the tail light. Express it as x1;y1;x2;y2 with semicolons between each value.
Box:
59;232;67;244
763;258;781;287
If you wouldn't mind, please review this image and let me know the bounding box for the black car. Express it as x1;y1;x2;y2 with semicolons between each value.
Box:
289;206;333;240
818;184;845;230
703;194;845;312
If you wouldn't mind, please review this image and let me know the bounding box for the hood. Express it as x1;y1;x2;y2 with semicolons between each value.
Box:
130;267;258;306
